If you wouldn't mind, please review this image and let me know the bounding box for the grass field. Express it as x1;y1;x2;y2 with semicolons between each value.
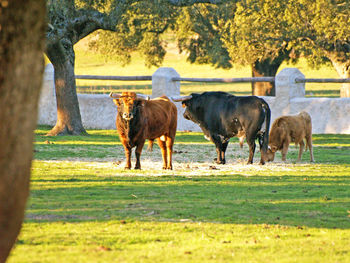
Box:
8;126;350;263
73;40;342;98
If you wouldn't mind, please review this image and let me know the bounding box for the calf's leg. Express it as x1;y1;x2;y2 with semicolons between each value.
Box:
297;140;305;162
281;142;289;161
306;135;315;162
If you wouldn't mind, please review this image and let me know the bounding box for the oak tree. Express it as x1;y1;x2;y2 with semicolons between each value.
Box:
45;0;227;135
0;1;46;262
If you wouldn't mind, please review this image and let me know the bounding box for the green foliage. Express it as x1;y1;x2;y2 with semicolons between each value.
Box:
285;0;350;71
223;0;294;66
175;3;234;68
88;0;179;67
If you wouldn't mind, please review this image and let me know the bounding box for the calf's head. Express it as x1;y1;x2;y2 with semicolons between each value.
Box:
266;145;278;162
266;127;283;162
110;91;149;121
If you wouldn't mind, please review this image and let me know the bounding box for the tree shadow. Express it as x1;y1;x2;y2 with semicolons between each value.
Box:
27;175;350;229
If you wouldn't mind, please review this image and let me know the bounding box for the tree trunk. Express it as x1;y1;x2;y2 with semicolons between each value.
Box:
328;54;350;98
0;1;46;262
251;57;285;96
46;43;87;135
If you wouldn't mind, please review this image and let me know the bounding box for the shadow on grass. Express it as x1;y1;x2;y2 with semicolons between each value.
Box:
27;175;350;229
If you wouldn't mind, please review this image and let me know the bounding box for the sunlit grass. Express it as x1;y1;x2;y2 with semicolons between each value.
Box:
8;127;350;262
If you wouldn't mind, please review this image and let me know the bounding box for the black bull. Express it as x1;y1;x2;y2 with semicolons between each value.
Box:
173;92;271;165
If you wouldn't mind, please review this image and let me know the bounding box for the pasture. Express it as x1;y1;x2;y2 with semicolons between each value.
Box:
8;126;350;262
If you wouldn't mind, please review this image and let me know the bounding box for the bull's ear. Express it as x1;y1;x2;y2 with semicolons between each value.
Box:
136;100;145;107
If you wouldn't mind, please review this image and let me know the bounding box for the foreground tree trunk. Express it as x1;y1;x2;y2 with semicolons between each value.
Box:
251;57;284;96
0;1;46;262
46;43;87;136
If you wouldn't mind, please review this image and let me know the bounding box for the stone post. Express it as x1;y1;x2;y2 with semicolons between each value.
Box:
275;68;305;115
37;63;57;125
152;67;199;131
152;67;181;98
340;84;350;98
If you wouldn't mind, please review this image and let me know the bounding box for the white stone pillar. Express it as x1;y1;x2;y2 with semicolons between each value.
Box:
152;67;180;98
340;84;350;98
37;63;57;125
275;68;305;115
151;67;200;131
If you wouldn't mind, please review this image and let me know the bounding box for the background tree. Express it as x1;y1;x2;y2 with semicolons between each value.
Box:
45;0;227;136
0;1;46;262
170;0;295;96
224;0;298;96
290;0;350;97
175;3;234;69
88;1;180;68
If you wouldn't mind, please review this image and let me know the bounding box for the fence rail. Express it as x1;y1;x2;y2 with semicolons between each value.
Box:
171;77;275;83
75;75;350;84
295;78;350;83
75;75;152;81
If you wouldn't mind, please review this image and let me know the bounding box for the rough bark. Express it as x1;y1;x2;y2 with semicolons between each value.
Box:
46;43;87;135
251;57;284;96
45;2;131;136
44;0;230;136
327;53;350;98
0;1;46;262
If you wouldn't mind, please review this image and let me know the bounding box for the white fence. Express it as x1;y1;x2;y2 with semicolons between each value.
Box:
38;64;350;134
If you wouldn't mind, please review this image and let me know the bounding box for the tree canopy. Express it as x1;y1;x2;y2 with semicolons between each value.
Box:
45;0;350;135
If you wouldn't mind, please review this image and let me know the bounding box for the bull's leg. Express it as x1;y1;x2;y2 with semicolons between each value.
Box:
214;145;226;164
246;137;256;164
165;136;174;170
306;135;315;162
257;133;266;165
211;135;226;164
124;147;132;169
134;141;145;170
297;140;305;162
239;136;244;148
157;138;167;169
220;141;229;164
120;138;132;169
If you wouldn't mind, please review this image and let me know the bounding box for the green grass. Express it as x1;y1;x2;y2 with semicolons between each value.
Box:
8;126;350;262
74;41;342;97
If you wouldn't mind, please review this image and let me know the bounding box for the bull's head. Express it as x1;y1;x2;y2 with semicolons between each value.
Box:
110;92;149;121
171;94;198;121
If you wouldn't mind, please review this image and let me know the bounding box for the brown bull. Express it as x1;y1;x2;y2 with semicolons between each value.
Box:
266;111;314;162
110;91;177;170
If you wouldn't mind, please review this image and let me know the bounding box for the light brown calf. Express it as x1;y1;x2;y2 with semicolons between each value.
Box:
266;111;314;162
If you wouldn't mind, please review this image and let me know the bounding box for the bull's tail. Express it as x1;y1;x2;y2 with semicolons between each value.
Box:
260;101;271;163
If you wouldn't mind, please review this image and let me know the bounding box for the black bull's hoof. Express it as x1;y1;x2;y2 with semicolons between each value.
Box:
213;158;226;164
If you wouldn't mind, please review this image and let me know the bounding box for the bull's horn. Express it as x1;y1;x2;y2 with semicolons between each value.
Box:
136;94;150;100
109;92;121;99
170;95;192;102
